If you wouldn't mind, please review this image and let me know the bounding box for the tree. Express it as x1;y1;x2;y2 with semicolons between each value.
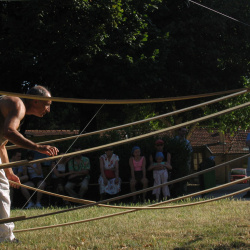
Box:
0;0;250;133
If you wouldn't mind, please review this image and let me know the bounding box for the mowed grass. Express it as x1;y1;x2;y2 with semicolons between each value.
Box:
1;199;250;249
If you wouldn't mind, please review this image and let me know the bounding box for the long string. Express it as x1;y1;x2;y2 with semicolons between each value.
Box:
189;0;250;28
6;89;248;151
14;187;250;233
0;88;246;104
21;104;104;209
16;153;250;221
2;100;250;170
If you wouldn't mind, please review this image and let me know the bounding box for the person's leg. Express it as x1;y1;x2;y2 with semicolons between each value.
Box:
79;178;89;198
21;181;34;201
0;169;15;242
19;175;29;183
152;171;161;202
98;176;106;200
36;180;46;204
65;181;78;198
9;187;14;205
130;178;137;202
141;178;148;201
161;171;170;199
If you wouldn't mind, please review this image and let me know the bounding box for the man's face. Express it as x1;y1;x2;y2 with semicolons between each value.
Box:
13;152;21;161
133;149;141;157
33;94;52;117
105;148;113;157
74;149;82;160
179;128;187;138
155;144;164;152
156;157;163;163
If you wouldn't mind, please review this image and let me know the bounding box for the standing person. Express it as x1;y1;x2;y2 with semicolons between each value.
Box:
21;151;46;209
172;127;193;197
148;152;172;201
0;85;58;243
129;146;148;202
175;127;193;171
98;147;121;200
149;139;172;185
149;139;169;165
65;148;90;199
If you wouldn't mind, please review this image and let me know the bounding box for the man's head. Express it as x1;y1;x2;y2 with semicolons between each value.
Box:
25;85;52;117
74;147;82;160
27;85;51;97
105;147;114;157
10;150;22;161
155;139;164;151
131;146;141;157
178;127;188;139
26;150;35;160
155;151;164;163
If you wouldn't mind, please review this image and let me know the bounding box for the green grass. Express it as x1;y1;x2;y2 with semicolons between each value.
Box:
1;199;250;249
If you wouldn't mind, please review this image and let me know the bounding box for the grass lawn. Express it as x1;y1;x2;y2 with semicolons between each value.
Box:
1;198;250;249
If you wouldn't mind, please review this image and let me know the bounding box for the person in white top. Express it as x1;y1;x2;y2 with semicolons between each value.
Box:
98;147;121;200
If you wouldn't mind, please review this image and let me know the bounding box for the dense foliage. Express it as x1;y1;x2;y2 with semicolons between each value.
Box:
0;0;250;133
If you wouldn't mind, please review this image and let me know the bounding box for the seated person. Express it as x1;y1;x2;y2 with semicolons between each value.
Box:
21;150;46;209
51;152;71;205
64;148;90;199
98;147;121;200
129;146;148;202
9;150;28;204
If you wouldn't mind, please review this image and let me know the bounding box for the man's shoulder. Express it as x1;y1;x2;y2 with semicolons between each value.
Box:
1;95;22;104
0;96;25;113
81;156;90;163
81;156;89;160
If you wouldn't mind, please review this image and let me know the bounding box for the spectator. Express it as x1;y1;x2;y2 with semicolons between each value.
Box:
51;152;71;205
64;148;90;199
148;152;172;201
149;139;169;165
175;127;193;171
21;150;46;209
9;150;29;205
149;139;172;183
171;127;193;197
129;146;148;202
10;150;22;176
98;147;121;200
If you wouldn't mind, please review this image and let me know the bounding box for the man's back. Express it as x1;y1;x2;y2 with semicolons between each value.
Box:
0;96;8;145
0;96;25;146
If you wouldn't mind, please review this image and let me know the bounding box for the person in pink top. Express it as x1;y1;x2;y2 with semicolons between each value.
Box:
129;146;148;202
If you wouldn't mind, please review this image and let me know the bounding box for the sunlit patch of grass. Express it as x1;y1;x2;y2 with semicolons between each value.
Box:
1;199;249;249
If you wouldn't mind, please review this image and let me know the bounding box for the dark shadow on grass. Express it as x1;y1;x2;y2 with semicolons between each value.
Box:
173;236;203;250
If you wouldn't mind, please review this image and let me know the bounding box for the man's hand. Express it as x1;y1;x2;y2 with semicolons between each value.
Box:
37;145;59;156
6;172;21;189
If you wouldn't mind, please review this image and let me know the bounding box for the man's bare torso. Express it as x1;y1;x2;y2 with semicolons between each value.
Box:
0;96;25;146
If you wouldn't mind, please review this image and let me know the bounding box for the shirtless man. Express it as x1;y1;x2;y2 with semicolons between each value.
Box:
0;85;59;242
